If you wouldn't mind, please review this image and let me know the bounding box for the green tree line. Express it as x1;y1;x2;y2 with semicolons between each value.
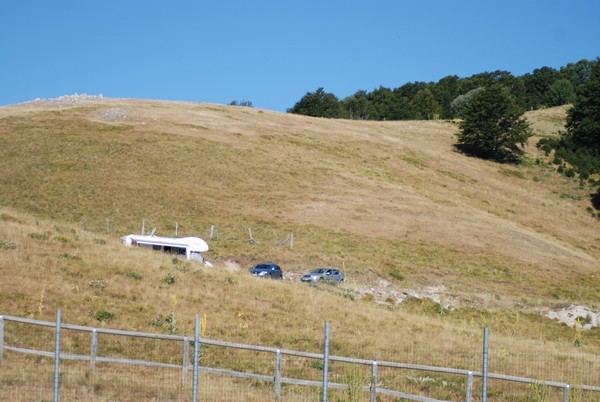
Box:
288;58;596;121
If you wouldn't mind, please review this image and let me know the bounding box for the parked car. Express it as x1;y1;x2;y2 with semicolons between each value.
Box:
301;268;344;283
249;263;283;279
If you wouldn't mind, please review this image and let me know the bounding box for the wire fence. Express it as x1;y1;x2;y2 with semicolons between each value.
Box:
1;311;599;401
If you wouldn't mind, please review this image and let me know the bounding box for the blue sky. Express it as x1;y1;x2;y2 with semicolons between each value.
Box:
1;1;599;112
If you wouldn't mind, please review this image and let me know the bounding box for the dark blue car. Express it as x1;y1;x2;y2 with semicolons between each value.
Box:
249;263;283;279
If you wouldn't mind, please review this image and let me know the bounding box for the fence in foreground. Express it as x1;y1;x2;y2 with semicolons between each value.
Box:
1;311;599;401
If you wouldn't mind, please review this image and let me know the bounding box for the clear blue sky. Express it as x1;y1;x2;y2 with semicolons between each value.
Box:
1;1;599;112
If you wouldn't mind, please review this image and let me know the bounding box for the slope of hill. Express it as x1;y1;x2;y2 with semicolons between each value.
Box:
1;96;598;302
1;96;599;394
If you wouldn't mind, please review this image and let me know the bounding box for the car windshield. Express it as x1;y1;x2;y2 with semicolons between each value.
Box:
311;269;327;274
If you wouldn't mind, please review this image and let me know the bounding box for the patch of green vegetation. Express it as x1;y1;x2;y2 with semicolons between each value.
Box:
28;232;50;241
94;310;115;322
389;269;404;281
57;253;81;261
162;273;176;286
120;270;142;280
436;169;477;184
0;239;16;250
401;153;429;168
499;168;525;179
88;279;108;290
0;291;27;303
53;235;75;244
560;193;582;201
0;213;23;223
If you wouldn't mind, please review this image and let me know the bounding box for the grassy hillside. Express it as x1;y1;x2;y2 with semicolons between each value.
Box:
1;97;599;397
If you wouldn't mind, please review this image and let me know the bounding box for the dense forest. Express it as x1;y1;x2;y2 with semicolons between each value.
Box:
288;58;597;121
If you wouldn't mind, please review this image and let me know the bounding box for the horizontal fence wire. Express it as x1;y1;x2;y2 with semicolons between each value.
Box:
1;314;599;401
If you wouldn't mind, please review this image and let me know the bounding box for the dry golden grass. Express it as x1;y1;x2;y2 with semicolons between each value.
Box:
1;98;599;399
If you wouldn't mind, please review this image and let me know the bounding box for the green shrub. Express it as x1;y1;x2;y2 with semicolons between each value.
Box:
88;280;108;290
121;271;142;280
389;269;404;281
0;240;16;250
162;273;176;286
28;231;50;241
94;310;114;322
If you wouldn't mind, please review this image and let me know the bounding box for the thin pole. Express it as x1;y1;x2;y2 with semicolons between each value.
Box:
466;371;473;402
370;361;378;402
53;309;62;402
274;349;282;400
481;326;489;402
192;315;200;402
0;316;4;364
322;321;330;402
90;329;98;372
182;337;189;385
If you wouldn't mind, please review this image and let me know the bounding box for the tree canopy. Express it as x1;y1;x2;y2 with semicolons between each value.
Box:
456;84;532;162
287;88;343;118
538;59;600;182
287;59;598;121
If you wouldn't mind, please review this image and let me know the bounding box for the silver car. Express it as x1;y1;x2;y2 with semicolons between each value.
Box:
301;268;344;283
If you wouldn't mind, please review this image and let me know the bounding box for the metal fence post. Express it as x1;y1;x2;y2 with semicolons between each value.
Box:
370;361;378;402
182;336;190;385
53;309;62;402
465;370;473;402
192;316;200;402
0;315;4;364
563;384;570;402
90;328;98;373
322;321;330;402
274;349;282;400
482;326;489;402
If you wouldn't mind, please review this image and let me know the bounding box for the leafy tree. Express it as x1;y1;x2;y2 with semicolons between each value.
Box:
342;90;372;120
368;86;411;120
540;60;600;182
545;79;575;107
288;88;343;118
411;88;442;119
229;100;253;107
560;59;594;87
565;60;600;155
456;84;533;162
521;66;559;109
450;87;484;119
433;75;461;119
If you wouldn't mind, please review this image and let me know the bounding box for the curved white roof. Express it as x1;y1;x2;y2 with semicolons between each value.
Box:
122;234;209;252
